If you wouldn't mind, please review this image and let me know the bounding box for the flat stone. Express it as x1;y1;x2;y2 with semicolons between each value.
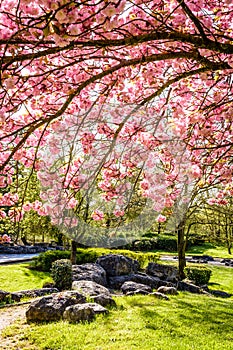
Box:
150;292;169;300
72;280;111;296
109;273;160;290
211;290;232;298
121;281;152;294
63;303;108;323
157;286;178;295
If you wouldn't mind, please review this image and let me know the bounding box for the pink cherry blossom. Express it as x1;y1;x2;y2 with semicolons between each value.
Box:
91;210;104;221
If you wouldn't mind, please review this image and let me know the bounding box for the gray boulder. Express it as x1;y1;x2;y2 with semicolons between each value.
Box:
177;281;201;294
109;273;160;290
63;303;108;323
26;291;86;322
91;294;116;307
72;263;107;286
157;286;178;295
121;281;152;295
146;263;178;282
72;280;111;296
96;254;139;277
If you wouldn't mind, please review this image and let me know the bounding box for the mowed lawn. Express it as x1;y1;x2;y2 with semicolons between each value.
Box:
2;293;233;350
1;262;233;350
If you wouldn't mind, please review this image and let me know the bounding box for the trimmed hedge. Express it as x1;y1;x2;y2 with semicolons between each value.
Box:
30;250;71;272
30;248;159;272
184;266;212;286
51;259;72;291
127;236;178;252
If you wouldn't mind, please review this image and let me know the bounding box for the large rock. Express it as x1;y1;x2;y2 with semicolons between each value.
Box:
26;291;86;322
72;263;107;286
63;303;108;323
91;294;116;307
72;280;111;296
121;281;152;295
109;273;160;290
96;254;139;277
177;281;201;294
146;263;178;282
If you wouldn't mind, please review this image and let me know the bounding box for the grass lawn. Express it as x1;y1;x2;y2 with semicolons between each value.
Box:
186;243;233;258
1;262;233;350
0;248;232;350
0;263;52;292
3;293;233;350
156;242;232;259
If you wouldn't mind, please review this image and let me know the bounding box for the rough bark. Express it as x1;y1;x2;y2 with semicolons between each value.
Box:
177;221;186;280
71;240;77;265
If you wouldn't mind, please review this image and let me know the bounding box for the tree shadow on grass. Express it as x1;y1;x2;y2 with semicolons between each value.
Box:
122;294;233;342
186;243;216;255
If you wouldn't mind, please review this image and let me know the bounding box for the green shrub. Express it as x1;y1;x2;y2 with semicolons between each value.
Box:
184;266;212;286
31;248;159;272
51;259;72;291
126;236;177;252
30;250;71;271
156;236;177;252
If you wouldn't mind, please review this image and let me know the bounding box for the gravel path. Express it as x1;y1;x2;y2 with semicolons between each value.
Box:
0;304;27;331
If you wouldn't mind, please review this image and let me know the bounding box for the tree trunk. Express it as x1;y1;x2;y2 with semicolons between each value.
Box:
71;240;77;265
177;221;186;280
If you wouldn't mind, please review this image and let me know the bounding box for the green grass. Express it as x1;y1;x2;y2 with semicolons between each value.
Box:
186;243;232;258
0;263;52;292
208;265;233;294
1;250;233;349
3;293;233;350
156;242;232;259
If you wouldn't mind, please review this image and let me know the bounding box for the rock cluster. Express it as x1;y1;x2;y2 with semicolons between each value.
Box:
5;253;231;325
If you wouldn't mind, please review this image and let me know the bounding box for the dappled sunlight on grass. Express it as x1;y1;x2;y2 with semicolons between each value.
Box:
3;293;233;350
0;264;52;292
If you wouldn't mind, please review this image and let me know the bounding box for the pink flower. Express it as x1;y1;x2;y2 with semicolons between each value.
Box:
2;234;11;243
22;202;32;212
113;209;125;217
91;210;104;221
207;198;217;205
0;210;6;219
156;214;167;223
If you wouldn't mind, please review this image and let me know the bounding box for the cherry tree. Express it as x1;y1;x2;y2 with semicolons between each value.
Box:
0;0;233;276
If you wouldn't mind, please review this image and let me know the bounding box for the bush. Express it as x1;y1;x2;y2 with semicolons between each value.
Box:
184;266;212;286
126;236;178;252
156;236;177;252
51;259;72;291
30;250;71;271
31;248;159;271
